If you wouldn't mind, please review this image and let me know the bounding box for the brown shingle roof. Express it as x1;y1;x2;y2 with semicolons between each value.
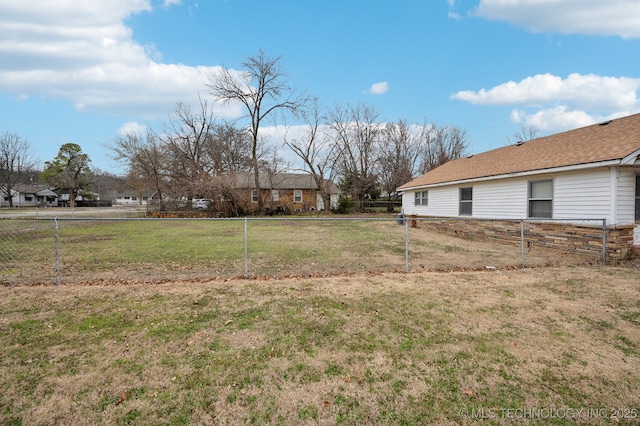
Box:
399;113;640;190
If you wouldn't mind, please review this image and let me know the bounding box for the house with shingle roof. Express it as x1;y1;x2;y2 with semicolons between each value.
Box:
398;112;640;251
1;185;58;207
232;172;340;212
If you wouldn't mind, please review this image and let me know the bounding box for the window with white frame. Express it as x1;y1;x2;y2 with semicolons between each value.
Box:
293;190;302;203
251;190;258;203
271;190;279;201
459;187;472;216
414;190;428;206
528;180;553;218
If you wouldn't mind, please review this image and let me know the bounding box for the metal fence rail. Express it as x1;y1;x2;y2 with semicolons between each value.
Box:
0;216;606;286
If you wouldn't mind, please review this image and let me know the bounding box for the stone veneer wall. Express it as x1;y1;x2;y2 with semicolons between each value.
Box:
409;217;634;262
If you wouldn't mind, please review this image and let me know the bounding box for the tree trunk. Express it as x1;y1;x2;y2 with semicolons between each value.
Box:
252;148;263;212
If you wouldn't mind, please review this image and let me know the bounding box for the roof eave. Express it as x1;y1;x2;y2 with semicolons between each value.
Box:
621;149;640;165
400;159;623;191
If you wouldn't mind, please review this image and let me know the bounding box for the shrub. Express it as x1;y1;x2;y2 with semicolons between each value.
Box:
332;196;354;214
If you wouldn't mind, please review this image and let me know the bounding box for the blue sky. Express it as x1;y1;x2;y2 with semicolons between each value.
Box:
1;0;639;173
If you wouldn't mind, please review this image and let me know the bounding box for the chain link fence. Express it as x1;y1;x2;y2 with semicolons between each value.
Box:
0;215;606;286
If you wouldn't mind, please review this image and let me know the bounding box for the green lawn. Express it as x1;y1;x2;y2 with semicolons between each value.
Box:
1;266;639;424
1;217;594;286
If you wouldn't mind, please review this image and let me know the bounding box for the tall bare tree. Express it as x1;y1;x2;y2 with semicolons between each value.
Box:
41;143;92;208
109;129;169;209
328;103;381;212
207;122;253;174
418;122;469;174
163;99;217;199
207;49;307;211
377;120;421;211
0;132;36;207
284;99;336;211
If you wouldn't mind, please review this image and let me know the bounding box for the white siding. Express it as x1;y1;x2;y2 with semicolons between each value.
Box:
473;179;527;218
553;169;612;220
616;167;638;225
402;186;459;216
402;166;626;223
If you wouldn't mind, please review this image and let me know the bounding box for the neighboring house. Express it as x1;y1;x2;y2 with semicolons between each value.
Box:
0;185;58;207
57;190;101;206
114;190;157;206
204;172;339;214
398;112;640;255
234;172;340;213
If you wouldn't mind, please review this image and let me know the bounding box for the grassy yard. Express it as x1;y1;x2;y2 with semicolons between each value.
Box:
1;218;591;286
1;266;639;425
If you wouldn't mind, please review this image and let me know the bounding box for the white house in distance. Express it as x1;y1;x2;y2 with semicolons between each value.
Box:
114;190;157;206
398;112;640;257
0;185;58;207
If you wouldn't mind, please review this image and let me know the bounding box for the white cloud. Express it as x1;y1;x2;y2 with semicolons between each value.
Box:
163;0;181;7
118;121;147;135
0;1;241;119
473;0;640;38
453;73;640;132
510;106;599;131
366;81;389;95
451;73;640;110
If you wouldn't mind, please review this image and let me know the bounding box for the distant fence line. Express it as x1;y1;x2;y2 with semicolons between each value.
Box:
0;216;607;286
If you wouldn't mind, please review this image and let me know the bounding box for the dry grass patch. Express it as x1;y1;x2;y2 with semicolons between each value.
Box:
1;266;639;425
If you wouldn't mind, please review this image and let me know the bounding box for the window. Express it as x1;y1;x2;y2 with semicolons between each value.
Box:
251;190;258;203
528;180;553;218
294;190;302;203
414;191;428;206
132;196;137;201
271;190;279;202
459;187;472;215
635;174;640;222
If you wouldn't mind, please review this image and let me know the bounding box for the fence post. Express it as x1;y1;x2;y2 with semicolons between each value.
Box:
602;219;607;263
55;217;61;286
520;220;525;267
405;217;409;273
244;217;249;277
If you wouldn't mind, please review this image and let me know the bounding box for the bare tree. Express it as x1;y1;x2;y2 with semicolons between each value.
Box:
207;122;253;174
0;132;36;207
377;120;421;211
109;129;169;209
418;122;469;174
284;99;336;211
163;99;218;199
505;124;541;145
207;49;308;212
328;103;381;212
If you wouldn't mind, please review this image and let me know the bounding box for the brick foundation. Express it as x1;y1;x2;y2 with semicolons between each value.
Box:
409;217;634;262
